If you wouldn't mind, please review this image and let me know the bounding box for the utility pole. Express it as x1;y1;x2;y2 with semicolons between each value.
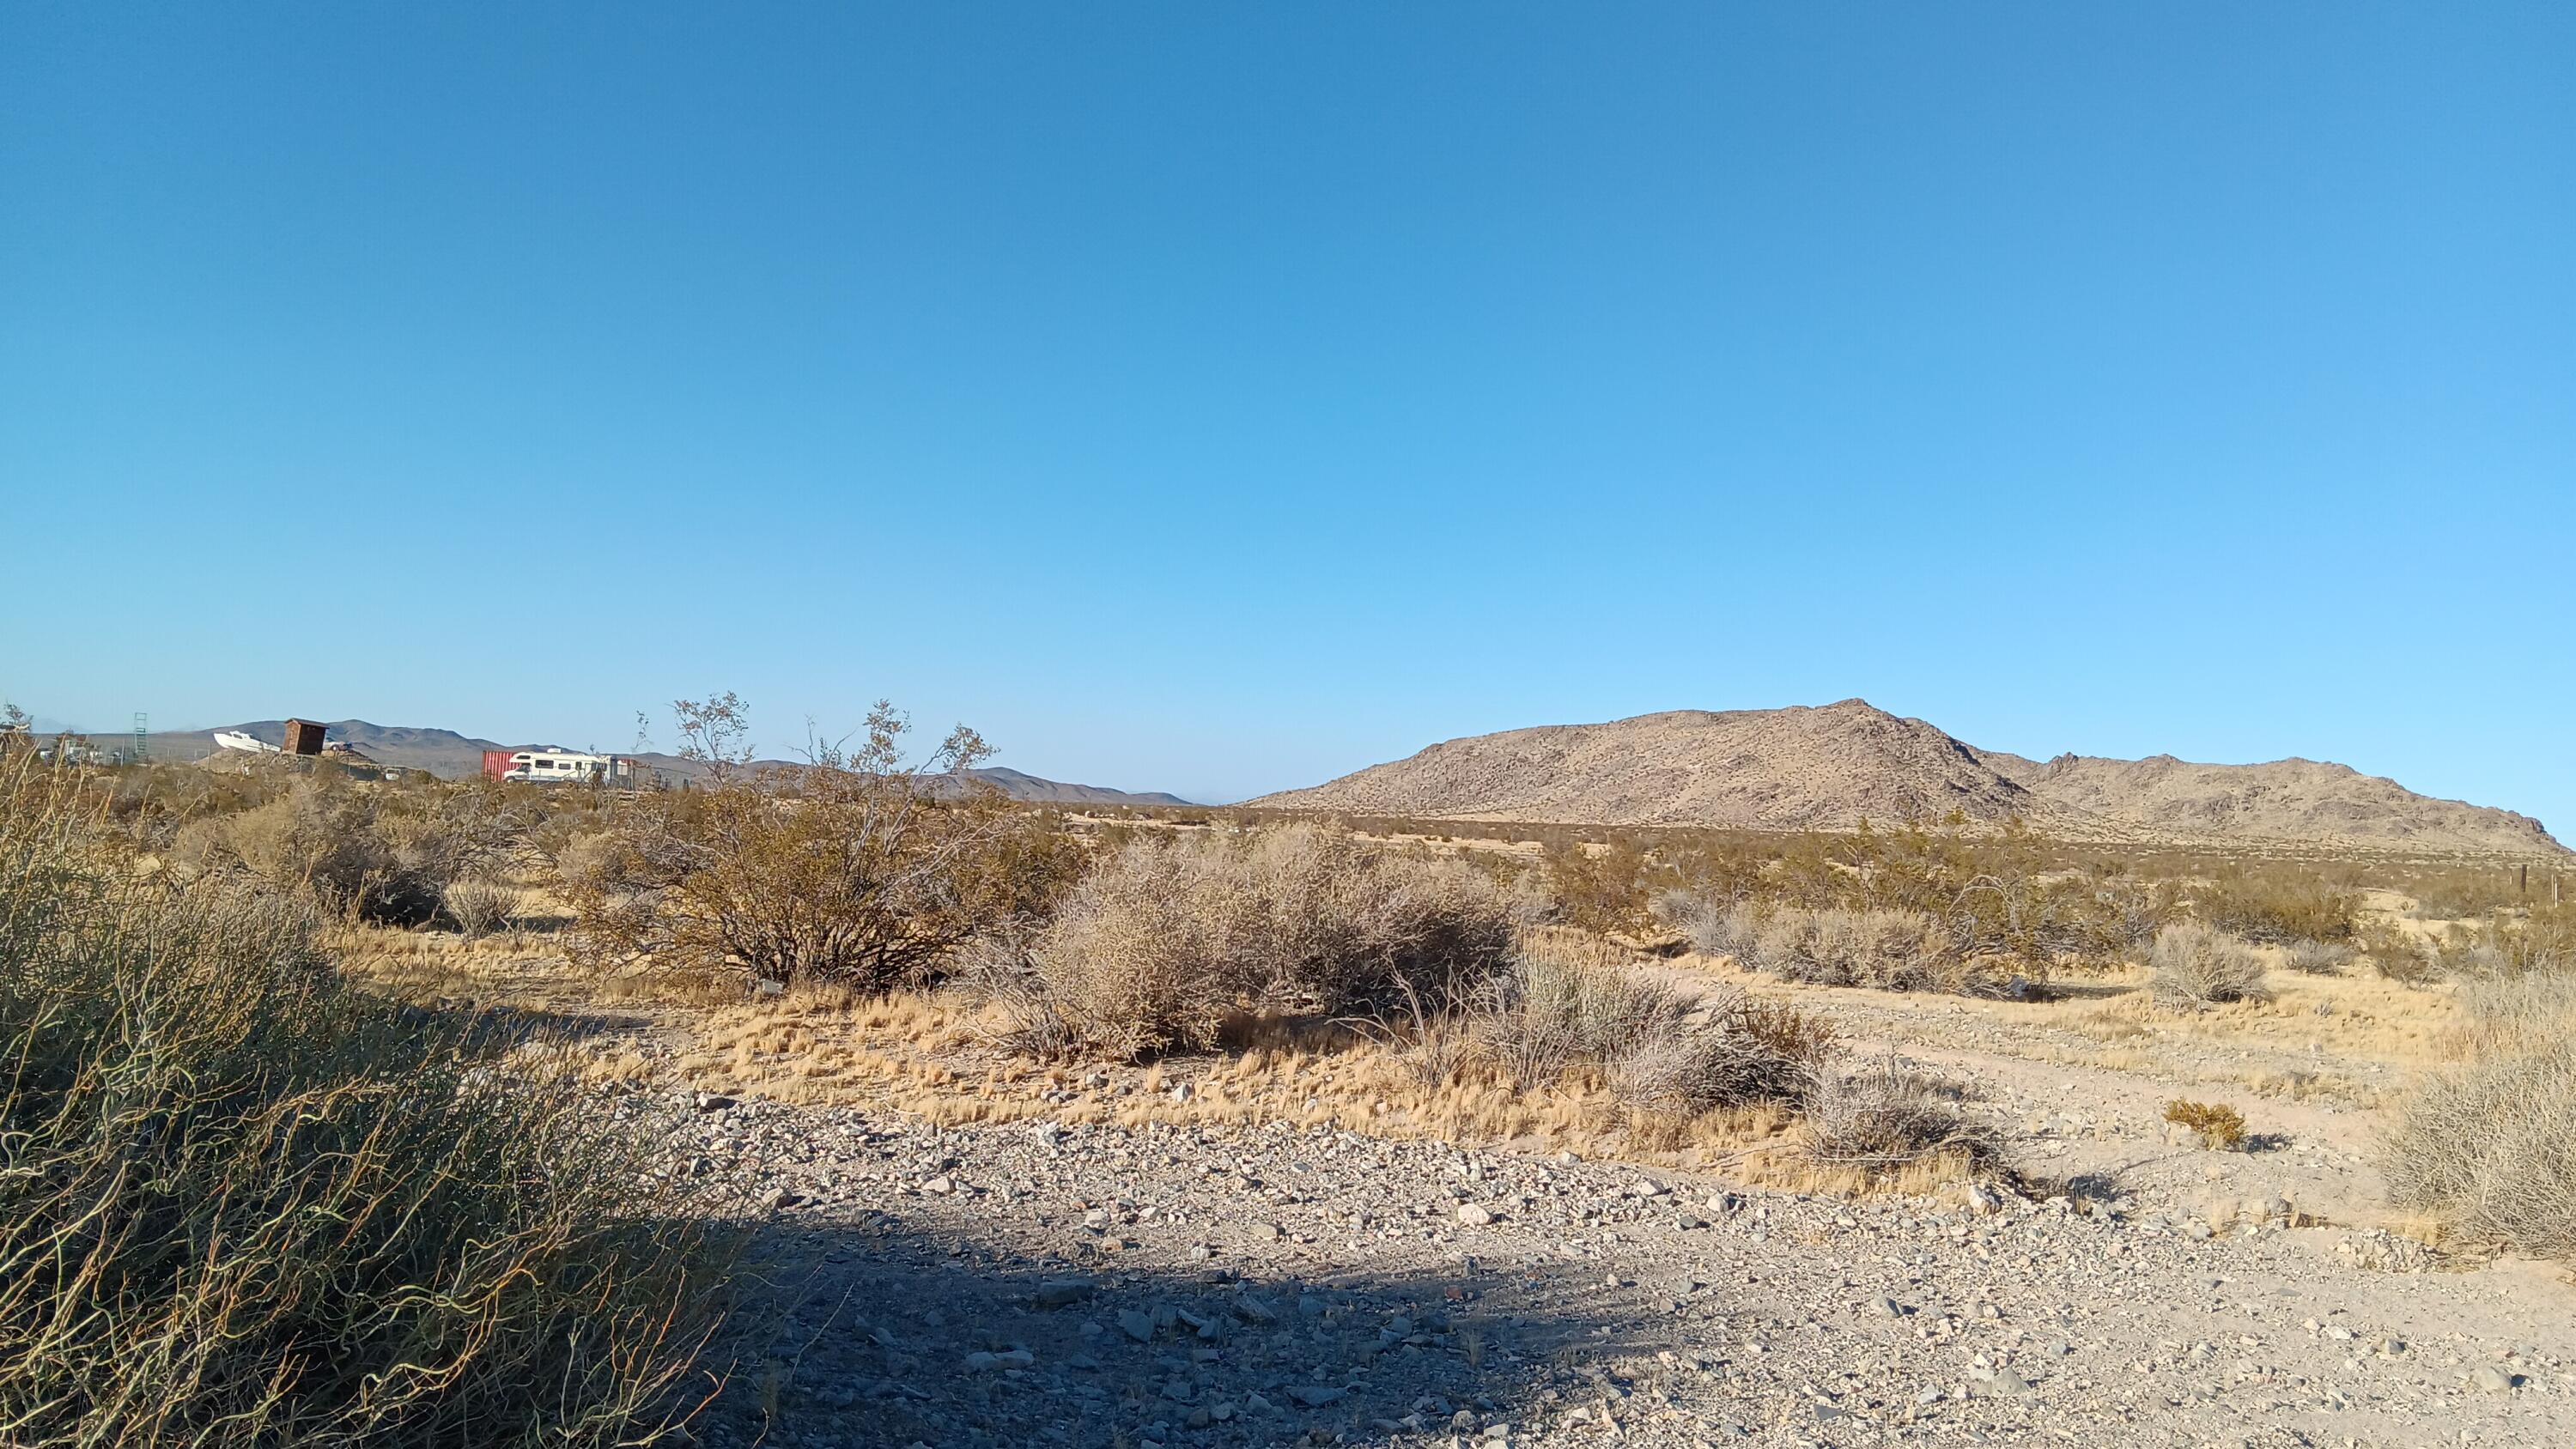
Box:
132;712;148;765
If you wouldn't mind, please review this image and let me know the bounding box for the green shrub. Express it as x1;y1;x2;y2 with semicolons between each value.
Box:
2360;924;2437;985
1540;835;1652;934
2197;869;2359;944
0;759;737;1446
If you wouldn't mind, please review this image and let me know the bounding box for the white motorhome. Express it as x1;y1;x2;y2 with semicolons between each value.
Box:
497;749;635;785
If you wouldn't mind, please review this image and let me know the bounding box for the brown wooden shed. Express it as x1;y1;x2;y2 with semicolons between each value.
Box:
282;718;328;755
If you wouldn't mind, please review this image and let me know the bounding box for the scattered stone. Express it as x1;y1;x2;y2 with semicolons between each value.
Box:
1287;1385;1346;1408
1035;1277;1096;1308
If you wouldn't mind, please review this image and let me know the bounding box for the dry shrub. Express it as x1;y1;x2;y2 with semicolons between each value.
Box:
0;756;737;1446
567;699;1078;992
1662;889;1758;960
1801;1056;1999;1172
1018;823;1518;1058
2360;924;2437;985
2162;1098;2248;1149
2383;974;2576;1258
2281;938;2356;975
2147;921;2269;1007
2197;869;2359;944
2427;915;2572;980
1687;900;2020;997
1540;835;1652;933
179;778;513;926
1461;937;1830;1113
442;876;520;938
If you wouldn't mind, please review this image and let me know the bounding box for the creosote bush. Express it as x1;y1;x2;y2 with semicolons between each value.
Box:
997;823;1518;1058
2196;869;2359;944
0;758;737;1446
2146;921;2269;1007
2383;975;2576;1259
568;696;1080;991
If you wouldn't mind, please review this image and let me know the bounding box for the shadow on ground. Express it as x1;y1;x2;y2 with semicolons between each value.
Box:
683;1209;1708;1448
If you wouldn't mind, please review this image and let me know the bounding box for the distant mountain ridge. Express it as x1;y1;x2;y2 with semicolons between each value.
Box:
143;719;1191;806
1251;700;2563;856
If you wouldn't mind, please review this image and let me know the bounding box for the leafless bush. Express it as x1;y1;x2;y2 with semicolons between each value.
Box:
441;877;520;938
2148;921;2269;1007
956;931;1078;1058
2383;975;2576;1258
1021;823;1519;1058
2281;938;2356;975
1802;1056;1999;1170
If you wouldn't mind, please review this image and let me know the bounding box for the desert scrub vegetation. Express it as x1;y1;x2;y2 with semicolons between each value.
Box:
1456;935;1832;1113
2194;865;2359;944
1655;818;2169;990
982;822;1520;1058
1539;834;1653;933
2162;1098;2249;1150
1663;896;2030;997
2383;974;2576;1259
567;696;1084;991
0;755;738;1446
440;874;522;937
2279;938;2356;974
2146;921;2269;1007
172;773;515;925
1801;1057;2000;1173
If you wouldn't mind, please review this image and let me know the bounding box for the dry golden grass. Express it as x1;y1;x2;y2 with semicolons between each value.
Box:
1666;946;2463;1110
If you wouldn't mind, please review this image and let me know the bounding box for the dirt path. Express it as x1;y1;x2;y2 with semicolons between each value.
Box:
639;1090;2576;1449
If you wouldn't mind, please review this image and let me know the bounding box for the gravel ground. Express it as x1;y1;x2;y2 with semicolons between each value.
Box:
623;1088;2576;1449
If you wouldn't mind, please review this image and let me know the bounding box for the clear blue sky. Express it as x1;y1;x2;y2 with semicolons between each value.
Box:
4;4;2570;827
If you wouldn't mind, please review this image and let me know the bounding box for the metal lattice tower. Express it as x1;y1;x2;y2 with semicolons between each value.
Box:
133;712;148;765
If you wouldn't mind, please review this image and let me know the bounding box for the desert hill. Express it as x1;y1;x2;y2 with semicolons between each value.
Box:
1254;700;2563;855
143;719;1191;806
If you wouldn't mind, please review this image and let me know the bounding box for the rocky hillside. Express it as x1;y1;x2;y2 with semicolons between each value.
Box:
1253;702;2060;832
1255;700;2562;854
1974;749;2560;856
